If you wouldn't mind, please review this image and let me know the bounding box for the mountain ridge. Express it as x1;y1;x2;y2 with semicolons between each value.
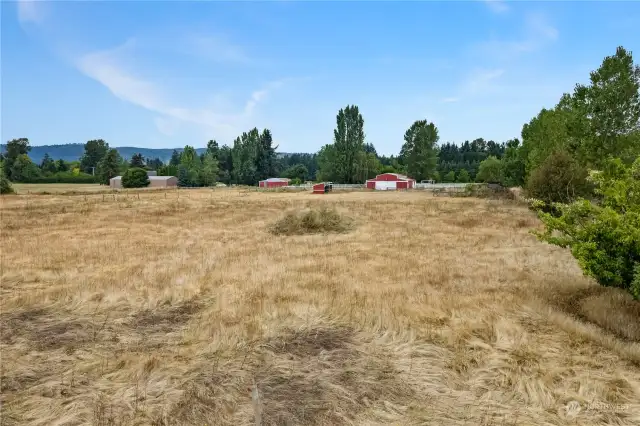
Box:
1;143;298;163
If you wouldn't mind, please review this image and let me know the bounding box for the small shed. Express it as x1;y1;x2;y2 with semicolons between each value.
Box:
312;182;333;194
259;178;290;188
149;176;178;188
109;175;177;189
366;173;416;190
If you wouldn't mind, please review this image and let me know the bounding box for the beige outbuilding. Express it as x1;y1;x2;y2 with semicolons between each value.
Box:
109;175;178;189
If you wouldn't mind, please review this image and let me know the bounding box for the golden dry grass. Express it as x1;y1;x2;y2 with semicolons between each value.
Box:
11;183;110;194
1;188;639;425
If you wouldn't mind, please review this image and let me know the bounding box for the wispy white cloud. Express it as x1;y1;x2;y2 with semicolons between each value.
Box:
154;116;181;137
75;39;284;139
472;13;558;60
182;35;250;64
466;68;505;94
443;68;505;103
17;0;46;24
483;0;510;14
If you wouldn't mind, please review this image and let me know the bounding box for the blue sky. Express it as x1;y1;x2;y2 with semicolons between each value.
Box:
2;0;639;155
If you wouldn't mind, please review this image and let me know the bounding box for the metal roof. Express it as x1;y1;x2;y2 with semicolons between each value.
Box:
110;175;175;180
261;177;289;182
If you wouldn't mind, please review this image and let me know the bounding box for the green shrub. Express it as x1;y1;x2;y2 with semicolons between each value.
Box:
476;156;502;183
534;157;640;298
0;161;14;194
122;168;150;188
525;150;590;206
270;206;353;235
1;174;14;194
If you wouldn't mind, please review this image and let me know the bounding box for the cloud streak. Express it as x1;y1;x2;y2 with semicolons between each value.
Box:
17;0;46;24
472;13;559;60
183;35;250;64
483;0;509;14
75;40;284;139
15;1;289;141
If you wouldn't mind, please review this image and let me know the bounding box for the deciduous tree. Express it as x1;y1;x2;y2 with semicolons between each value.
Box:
80;139;109;174
97;149;122;185
456;169;470;183
534;157;640;298
121;167;150;188
476;156;502;183
571;46;640;167
401;120;439;181
282;164;309;181
200;152;219;186
10;154;41;182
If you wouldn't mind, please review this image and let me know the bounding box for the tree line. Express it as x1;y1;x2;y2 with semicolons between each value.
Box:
2;45;638;192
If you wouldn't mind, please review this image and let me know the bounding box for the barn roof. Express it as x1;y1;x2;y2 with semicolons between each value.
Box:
260;177;289;182
387;173;411;180
110;175;175;181
366;173;414;181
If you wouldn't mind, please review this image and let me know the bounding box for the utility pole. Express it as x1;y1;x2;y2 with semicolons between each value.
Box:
91;166;96;176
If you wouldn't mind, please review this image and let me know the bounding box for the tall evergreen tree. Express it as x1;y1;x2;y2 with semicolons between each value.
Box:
40;153;57;174
97;149;121;185
130;153;145;168
231;128;260;185
169;149;181;166
257;129;278;180
401;120;439;181
206;140;220;159
332;105;365;183
56;159;68;172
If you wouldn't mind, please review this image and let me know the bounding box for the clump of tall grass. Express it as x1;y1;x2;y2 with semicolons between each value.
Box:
270;206;353;236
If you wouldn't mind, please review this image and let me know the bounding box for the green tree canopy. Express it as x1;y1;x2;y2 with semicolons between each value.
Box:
456;169;470;183
282;164;309;181
10;154;41;182
333;105;365;183
534;157;640;298
169;149;181;166
130;153;145;168
401;120;439;182
80;139;109;174
200;152;220;186
97;149;122;185
121;167;150;188
526;150;590;205
443;170;456;183
571;46;640;167
476;156;502;183
40;153;57;174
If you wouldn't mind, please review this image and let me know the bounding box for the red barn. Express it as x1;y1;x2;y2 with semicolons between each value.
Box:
312;182;333;194
259;178;290;188
366;173;416;190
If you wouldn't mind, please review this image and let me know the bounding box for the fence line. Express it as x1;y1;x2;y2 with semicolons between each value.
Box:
415;183;478;190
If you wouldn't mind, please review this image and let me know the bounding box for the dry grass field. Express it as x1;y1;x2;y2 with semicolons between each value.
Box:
1;188;639;425
11;183;109;195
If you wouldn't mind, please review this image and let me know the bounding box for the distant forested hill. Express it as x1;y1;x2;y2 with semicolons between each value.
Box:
0;143;207;163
